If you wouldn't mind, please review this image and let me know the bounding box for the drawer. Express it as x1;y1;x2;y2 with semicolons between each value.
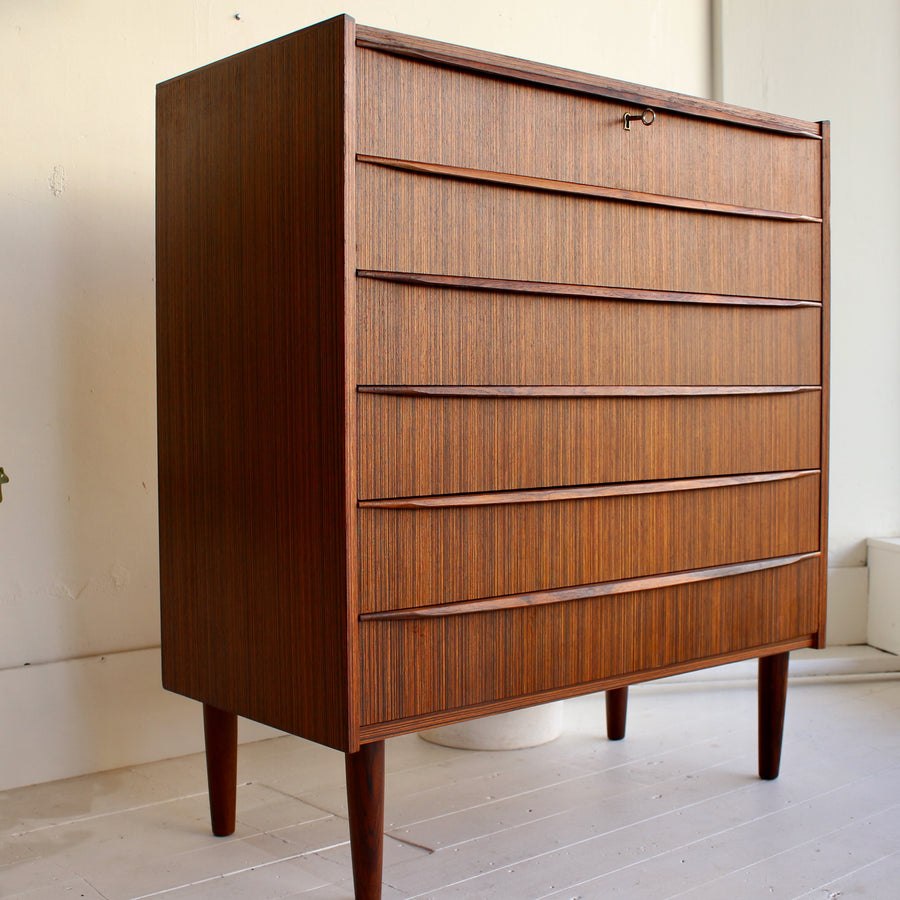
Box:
358;390;821;499
359;554;822;726
356;165;822;301
357;276;823;386
356;49;822;218
358;472;821;613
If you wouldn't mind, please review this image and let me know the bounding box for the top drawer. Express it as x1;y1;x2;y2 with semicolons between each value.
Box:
356;49;822;218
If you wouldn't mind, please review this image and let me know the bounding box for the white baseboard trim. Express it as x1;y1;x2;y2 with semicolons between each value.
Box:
645;645;900;692
826;565;869;645
0;647;282;792
867;537;900;654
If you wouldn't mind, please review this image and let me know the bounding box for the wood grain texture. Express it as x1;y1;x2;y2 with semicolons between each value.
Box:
357;165;822;301
357;278;821;386
358;474;821;613
358;271;822;307
359;385;819;397
359;472;817;509
360;553;819;619
357;154;821;222
358;392;821;498
359;556;822;726
816;121;832;650
359;637;814;741
355;35;824;141
156;15;355;750
341;14;362;749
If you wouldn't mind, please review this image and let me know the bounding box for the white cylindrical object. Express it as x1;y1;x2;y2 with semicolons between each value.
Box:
420;702;564;750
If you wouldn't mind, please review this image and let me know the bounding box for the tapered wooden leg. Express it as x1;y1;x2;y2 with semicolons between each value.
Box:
758;652;790;780
345;741;385;900
606;686;628;741
203;703;238;836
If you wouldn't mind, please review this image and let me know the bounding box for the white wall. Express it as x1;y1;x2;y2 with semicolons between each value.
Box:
0;0;712;790
716;0;900;643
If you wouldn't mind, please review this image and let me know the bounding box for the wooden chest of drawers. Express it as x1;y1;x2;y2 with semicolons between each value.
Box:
156;15;829;898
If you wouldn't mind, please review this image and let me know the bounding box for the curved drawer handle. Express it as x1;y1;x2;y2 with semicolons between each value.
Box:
624;108;656;130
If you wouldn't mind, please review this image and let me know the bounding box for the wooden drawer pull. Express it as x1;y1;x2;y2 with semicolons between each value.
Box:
359;469;818;509
358;384;821;398
360;552;820;620
357;154;823;222
357;270;822;307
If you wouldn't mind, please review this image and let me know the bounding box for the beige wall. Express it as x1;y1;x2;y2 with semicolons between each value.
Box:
716;0;900;642
0;0;712;789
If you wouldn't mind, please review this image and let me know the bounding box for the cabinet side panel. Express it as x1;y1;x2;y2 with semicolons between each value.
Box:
816;121;831;647
156;17;353;749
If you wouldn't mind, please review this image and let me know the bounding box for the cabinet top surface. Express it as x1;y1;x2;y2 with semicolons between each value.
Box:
158;13;823;139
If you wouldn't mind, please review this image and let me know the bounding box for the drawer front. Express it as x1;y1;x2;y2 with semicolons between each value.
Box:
356;49;822;218
358;473;820;613
357;165;822;301
360;555;822;726
358;392;821;499
357;277;823;387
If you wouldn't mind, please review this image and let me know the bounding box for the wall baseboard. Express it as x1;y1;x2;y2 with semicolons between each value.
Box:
867;538;900;654
827;565;869;646
0;647;282;792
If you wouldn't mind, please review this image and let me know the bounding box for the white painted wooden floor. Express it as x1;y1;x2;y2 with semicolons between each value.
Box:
3;648;900;900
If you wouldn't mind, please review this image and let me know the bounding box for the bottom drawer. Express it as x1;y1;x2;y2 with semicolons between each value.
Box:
359;555;822;728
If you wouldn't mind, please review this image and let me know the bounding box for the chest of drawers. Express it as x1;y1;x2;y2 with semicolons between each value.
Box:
156;15;829;898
